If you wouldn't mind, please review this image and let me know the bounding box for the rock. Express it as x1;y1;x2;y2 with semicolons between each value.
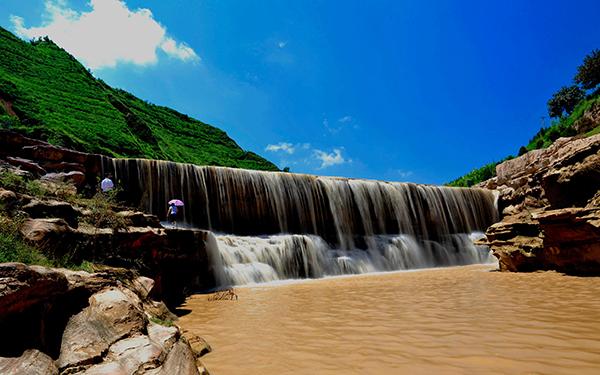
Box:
0;188;17;207
20;218;73;243
535;207;600;275
131;276;155;299
145;341;200;375
147;323;178;352
188;335;212;358
0;262;208;375
57;287;147;370
22;199;79;227
0;263;68;319
41;171;86;187
4;156;46;177
21;144;90;165
479;131;600;274
0;349;58;375
117;210;162;228
40;161;86;173
573;101;600;134
542;152;600;208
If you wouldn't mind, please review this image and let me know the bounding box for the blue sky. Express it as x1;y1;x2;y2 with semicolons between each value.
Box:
1;0;599;184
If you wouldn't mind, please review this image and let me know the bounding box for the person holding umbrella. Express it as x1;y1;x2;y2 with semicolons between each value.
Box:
167;199;184;227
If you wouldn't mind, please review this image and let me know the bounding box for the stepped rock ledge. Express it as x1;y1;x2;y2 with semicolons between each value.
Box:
478;133;600;275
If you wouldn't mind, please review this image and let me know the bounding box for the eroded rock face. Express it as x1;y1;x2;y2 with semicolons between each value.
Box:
0;263;68;319
57;288;146;370
22;199;80;227
480;132;600;275
0;349;58;375
0;263;206;375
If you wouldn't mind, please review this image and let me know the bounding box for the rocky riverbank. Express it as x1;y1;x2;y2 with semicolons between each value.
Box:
0;263;210;374
479;133;600;274
0;130;219;373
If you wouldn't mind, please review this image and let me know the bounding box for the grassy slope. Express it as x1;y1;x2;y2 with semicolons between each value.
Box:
448;94;600;187
0;27;278;171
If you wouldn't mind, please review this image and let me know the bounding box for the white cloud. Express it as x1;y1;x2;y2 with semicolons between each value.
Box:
265;142;295;154
338;115;353;123
313;148;349;169
10;0;199;70
396;170;414;178
277;41;287;48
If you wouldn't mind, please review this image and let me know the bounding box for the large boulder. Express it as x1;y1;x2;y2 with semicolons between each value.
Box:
0;263;68;319
41;171;86;188
0;188;17;207
4;156;46;177
22;199;80;227
0;349;58;375
57;287;147;370
20;218;73;243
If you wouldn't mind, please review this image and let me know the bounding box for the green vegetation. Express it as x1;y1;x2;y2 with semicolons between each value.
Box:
0;170;47;197
448;49;600;187
149;316;174;327
447;156;513;188
80;191;128;231
547;85;585;118
0;27;278;171
0;213;52;266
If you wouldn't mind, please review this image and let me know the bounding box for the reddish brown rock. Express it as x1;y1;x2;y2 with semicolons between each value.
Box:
0;263;68;319
481;131;600;275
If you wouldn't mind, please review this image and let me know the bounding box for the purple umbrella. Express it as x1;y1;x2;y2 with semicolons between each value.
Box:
168;199;184;207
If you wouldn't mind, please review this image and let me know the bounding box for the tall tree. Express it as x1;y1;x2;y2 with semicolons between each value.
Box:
547;85;585;118
574;49;600;90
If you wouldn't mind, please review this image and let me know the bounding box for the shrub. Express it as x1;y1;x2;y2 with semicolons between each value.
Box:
547;85;585;118
81;192;128;231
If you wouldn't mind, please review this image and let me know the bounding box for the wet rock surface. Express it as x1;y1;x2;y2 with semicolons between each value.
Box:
480;133;600;274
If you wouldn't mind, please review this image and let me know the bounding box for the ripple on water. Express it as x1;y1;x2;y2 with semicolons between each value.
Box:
179;265;600;375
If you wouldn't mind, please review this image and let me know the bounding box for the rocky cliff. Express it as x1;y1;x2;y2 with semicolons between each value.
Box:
0;131;221;374
0;130;219;305
0;263;210;374
479;133;600;274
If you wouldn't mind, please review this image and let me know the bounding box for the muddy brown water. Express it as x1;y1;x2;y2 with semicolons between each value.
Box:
179;264;600;374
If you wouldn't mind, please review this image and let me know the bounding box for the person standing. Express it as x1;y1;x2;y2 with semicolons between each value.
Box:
167;202;178;226
101;174;114;193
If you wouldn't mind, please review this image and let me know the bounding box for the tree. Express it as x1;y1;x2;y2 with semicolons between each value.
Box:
574;49;600;90
547;85;585;118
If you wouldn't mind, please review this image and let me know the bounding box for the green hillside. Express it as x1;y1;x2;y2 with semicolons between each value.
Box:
0;27;278;171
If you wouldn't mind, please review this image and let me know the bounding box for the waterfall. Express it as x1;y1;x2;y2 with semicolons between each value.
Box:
102;158;499;285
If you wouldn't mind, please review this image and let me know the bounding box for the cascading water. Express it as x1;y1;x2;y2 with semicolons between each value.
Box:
102;158;499;286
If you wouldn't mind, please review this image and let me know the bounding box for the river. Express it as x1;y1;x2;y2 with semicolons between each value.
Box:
179;264;600;374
